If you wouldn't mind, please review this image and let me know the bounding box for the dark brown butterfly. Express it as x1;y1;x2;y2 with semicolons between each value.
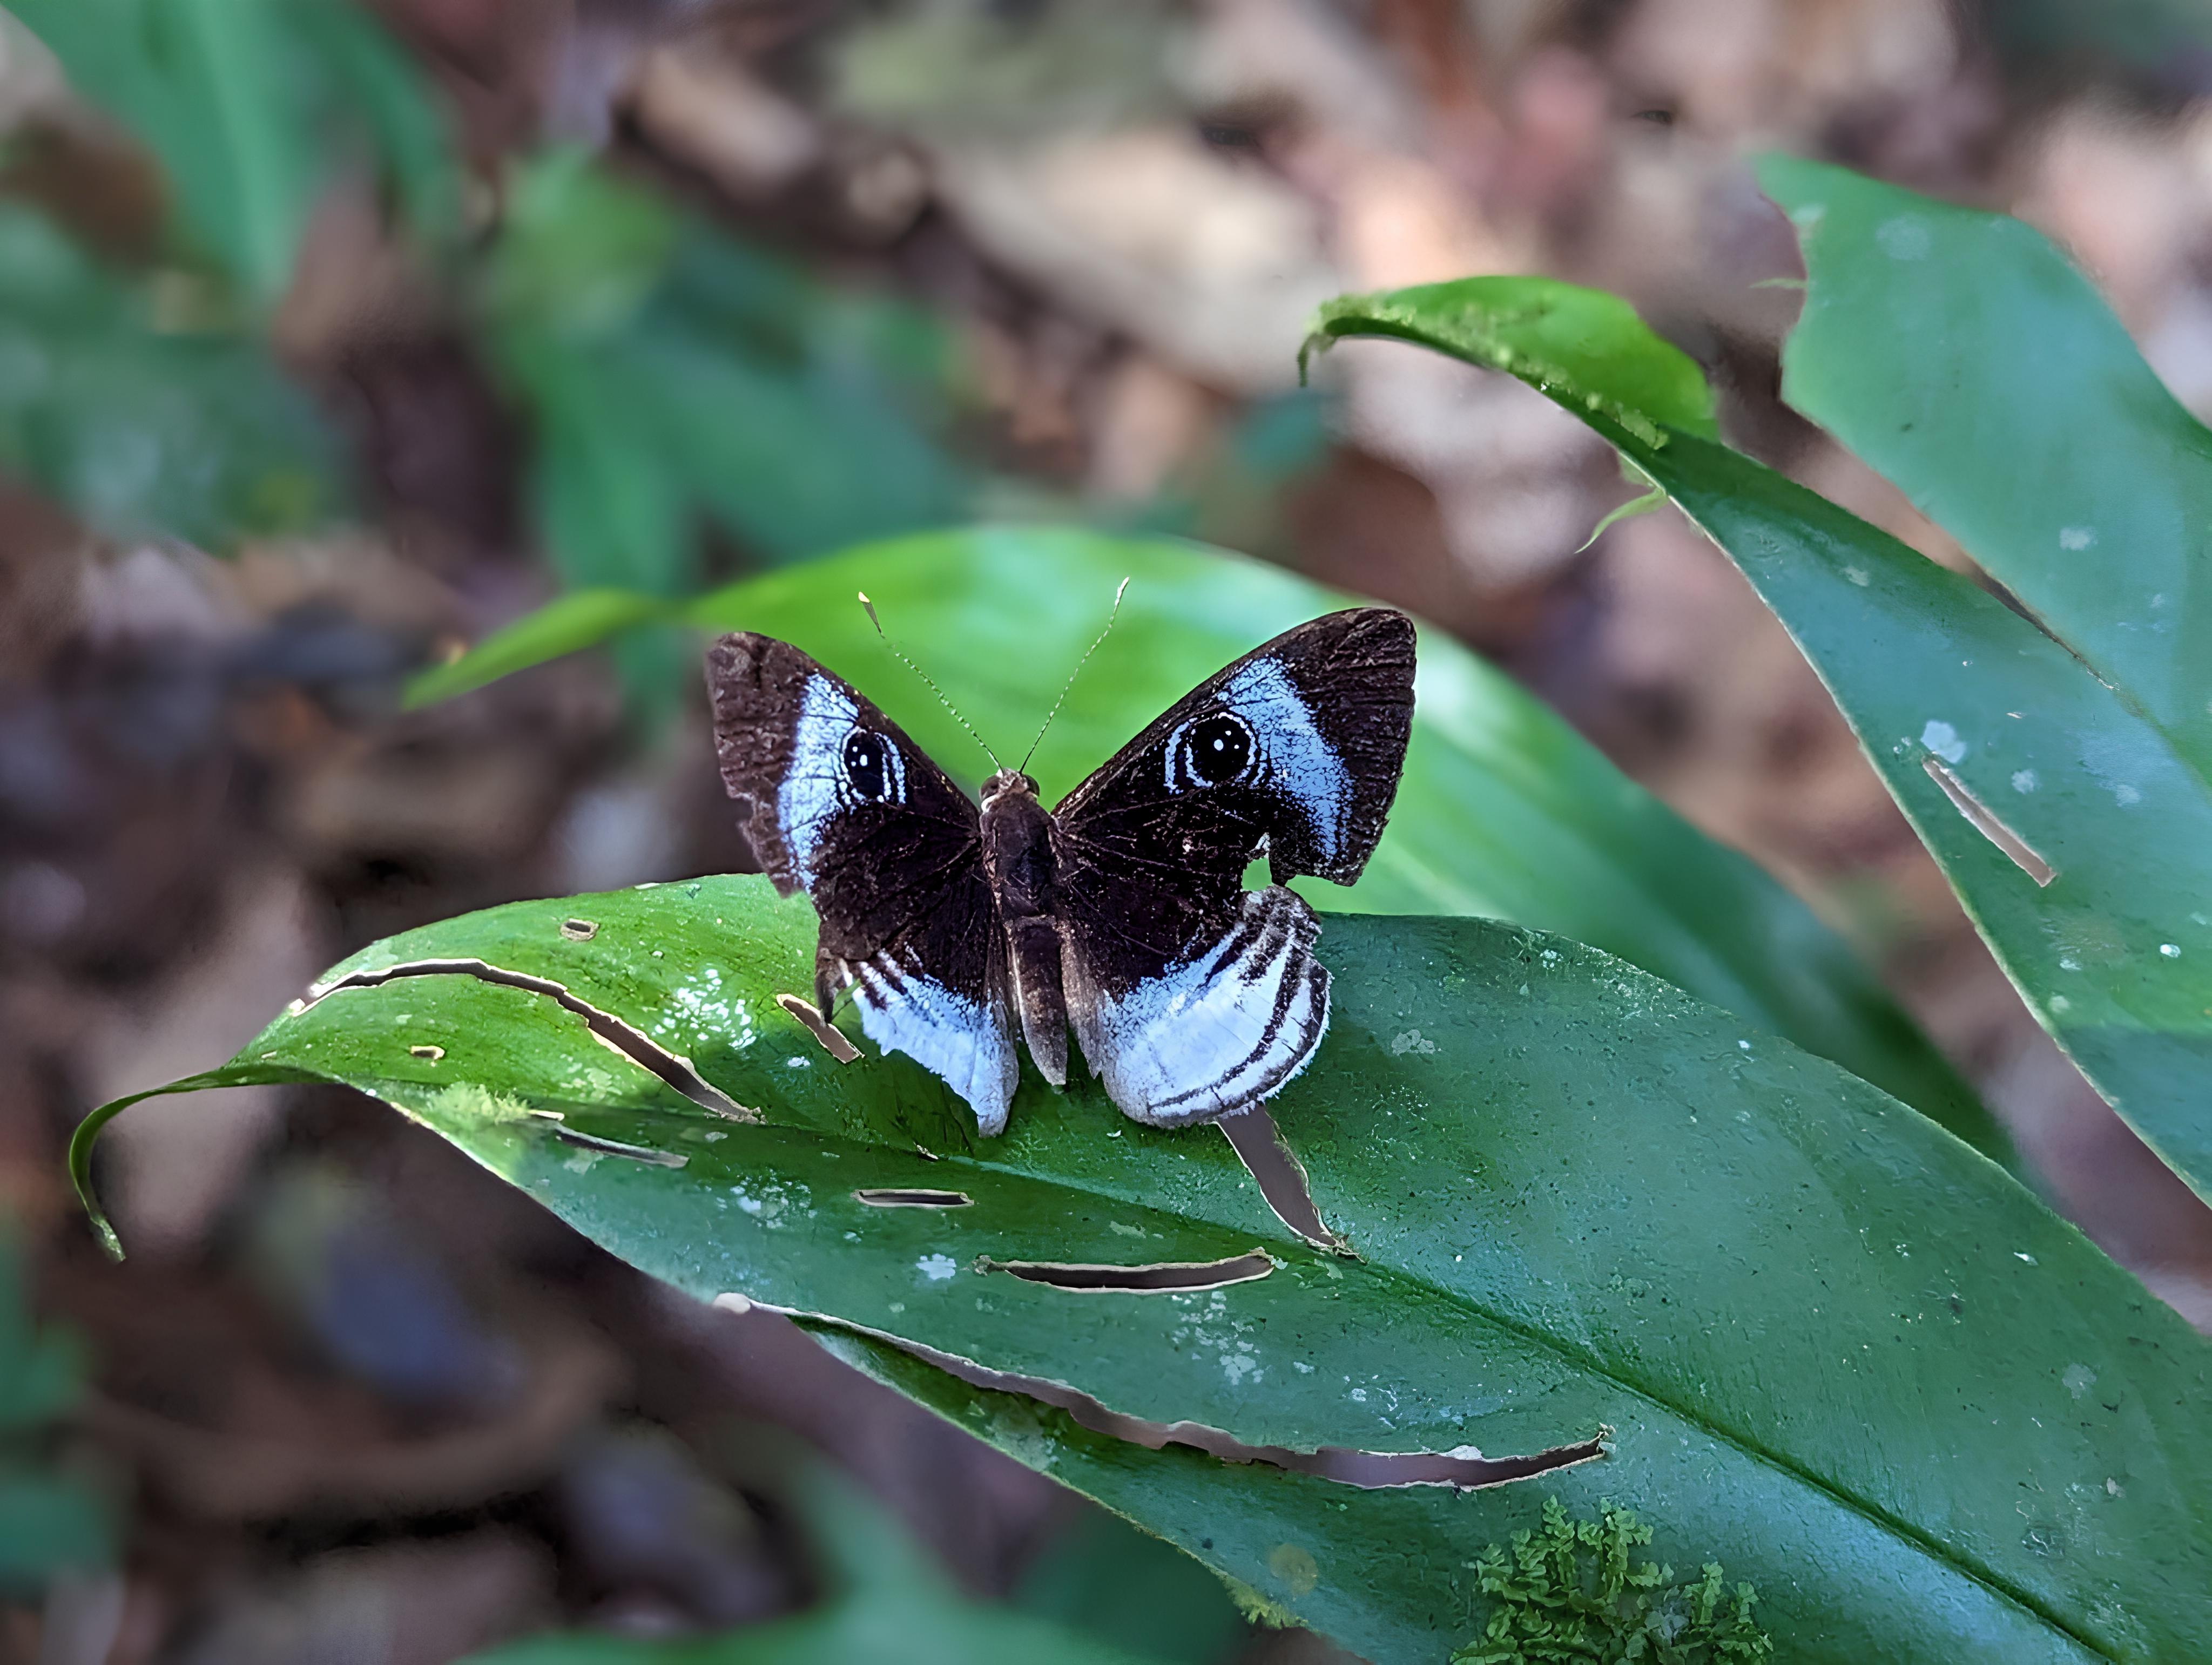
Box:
707;609;1415;1135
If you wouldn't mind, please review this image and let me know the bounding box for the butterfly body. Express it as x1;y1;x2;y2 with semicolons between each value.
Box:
708;608;1415;1136
978;769;1071;1088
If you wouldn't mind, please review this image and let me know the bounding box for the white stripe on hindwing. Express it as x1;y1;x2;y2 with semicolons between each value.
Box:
848;952;1017;1136
1067;885;1330;1127
1162;658;1350;863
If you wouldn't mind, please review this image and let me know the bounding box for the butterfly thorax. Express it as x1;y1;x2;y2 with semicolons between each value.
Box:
978;768;1070;1088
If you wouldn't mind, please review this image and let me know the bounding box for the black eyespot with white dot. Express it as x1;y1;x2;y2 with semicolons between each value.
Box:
841;729;903;803
1167;710;1257;793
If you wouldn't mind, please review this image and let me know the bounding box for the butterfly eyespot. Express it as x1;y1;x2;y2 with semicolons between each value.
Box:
841;729;896;801
1174;712;1254;790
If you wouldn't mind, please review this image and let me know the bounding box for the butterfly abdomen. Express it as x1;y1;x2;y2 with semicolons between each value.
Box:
980;770;1071;1088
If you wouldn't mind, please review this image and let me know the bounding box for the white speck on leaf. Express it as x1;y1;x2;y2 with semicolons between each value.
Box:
1390;1029;1437;1055
1920;720;1966;763
2059;525;2096;551
2115;784;2141;806
1877;215;1931;259
2160;943;2180;958
917;1254;957;1282
2015;1252;2038;1265
2012;769;2038;793
2062;1363;2096;1399
1843;565;1870;586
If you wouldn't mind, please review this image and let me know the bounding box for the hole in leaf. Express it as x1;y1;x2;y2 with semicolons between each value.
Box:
980;1250;1274;1292
560;918;599;942
1218;1106;1342;1249
853;1188;973;1209
408;1044;444;1061
307;958;759;1121
745;1300;1605;1491
1921;756;2056;886
552;1127;687;1167
777;993;860;1062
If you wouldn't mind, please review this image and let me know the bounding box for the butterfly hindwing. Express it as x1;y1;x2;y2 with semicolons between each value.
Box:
1061;883;1330;1127
1051;608;1415;1125
706;634;1019;1134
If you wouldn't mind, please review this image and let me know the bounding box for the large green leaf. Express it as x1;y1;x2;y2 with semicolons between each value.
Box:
9;0;456;300
72;879;2212;1661
1309;261;2212;1206
403;526;1996;1156
1755;158;2212;1198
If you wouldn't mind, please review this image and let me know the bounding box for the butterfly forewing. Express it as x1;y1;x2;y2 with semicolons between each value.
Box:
706;634;1019;1133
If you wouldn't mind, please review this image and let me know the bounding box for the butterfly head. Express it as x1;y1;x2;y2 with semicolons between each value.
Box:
981;768;1041;808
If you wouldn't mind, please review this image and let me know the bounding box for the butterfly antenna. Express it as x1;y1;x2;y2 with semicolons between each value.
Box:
1020;577;1129;774
857;592;1002;770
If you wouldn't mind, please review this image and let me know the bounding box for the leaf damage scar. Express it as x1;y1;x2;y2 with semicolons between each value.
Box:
1921;756;2056;886
978;1250;1276;1292
551;1127;688;1167
717;1295;1606;1490
776;992;861;1062
1219;1105;1345;1251
853;1188;973;1208
305;958;760;1121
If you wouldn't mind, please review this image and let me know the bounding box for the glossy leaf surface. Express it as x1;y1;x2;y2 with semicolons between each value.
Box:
404;526;1994;1153
76;879;2212;1662
1310;255;2212;1204
1758;158;2212;1197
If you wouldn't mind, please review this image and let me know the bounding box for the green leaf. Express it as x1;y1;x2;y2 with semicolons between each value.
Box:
1305;276;1717;444
1010;1507;1247;1665
481;154;971;597
10;0;457;300
1758;156;2212;782
411;527;1996;1154
464;1460;1170;1664
1310;261;2212;1203
75;881;2212;1662
0;1238;107;1590
403;589;678;709
0;203;346;546
0;1473;109;1592
1752;158;2212;1199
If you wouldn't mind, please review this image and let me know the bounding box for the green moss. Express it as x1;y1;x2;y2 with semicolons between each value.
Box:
1453;1498;1772;1664
1217;1571;1299;1630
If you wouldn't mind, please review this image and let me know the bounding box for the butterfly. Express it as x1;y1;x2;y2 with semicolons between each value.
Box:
706;607;1415;1136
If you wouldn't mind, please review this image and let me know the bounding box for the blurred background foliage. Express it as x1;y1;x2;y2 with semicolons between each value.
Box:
4;0;2212;1660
